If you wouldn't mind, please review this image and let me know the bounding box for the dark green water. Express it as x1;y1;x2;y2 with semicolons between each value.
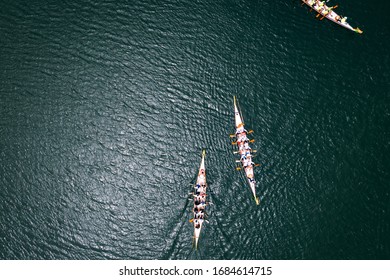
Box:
0;0;389;259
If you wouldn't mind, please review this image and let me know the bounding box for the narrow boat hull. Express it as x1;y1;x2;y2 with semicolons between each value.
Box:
192;150;207;249
233;96;260;205
302;0;363;34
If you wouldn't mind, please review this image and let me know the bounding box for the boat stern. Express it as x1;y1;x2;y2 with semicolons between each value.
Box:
249;182;260;205
193;227;202;250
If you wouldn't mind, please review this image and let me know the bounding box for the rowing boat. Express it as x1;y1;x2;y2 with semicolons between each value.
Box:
302;0;363;34
232;96;260;205
192;150;207;249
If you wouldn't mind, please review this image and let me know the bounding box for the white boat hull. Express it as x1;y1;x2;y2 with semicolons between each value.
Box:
192;150;207;249
302;0;363;34
233;97;260;205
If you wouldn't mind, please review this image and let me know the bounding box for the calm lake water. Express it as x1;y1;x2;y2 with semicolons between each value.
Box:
0;0;389;259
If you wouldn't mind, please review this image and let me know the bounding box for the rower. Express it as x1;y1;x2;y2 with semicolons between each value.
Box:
235;124;248;136
244;167;252;174
322;7;330;16
324;5;335;16
244;142;251;150
239;134;249;143
341;16;347;23
235;127;243;136
317;1;325;13
243;153;251;162
235;133;244;145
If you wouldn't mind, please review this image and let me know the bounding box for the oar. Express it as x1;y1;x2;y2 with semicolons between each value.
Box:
234;149;257;154
254;163;261;167
231;130;253;138
233;138;255;145
189;218;194;223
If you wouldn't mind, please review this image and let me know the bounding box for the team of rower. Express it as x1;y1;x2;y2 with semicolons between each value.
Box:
193;169;207;229
235;124;256;183
305;0;348;23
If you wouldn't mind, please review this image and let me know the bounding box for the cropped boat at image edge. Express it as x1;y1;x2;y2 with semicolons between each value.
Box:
301;0;363;34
